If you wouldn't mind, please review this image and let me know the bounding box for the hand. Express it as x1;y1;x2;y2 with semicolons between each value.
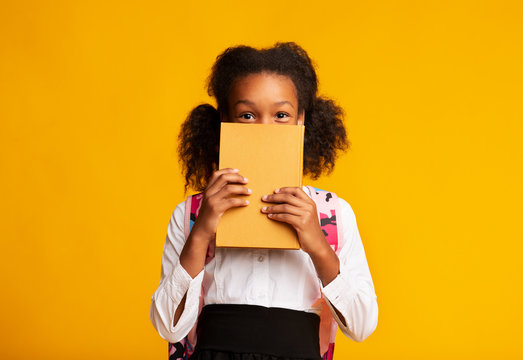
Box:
261;186;340;286
191;168;251;242
260;187;328;256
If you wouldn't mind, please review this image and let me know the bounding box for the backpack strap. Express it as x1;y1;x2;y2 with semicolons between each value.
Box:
305;185;343;254
305;185;343;360
168;192;209;360
184;193;202;239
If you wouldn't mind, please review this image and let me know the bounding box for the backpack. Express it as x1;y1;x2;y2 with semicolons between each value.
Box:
168;185;344;360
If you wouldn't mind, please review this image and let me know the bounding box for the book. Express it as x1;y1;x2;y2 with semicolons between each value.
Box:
216;122;305;249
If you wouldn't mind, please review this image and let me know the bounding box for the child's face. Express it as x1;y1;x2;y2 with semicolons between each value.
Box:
222;72;304;125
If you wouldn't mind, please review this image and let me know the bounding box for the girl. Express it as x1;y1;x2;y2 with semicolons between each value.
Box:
150;42;378;360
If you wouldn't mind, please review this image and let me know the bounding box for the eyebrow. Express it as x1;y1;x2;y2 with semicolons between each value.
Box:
233;100;255;107
274;101;295;109
233;100;295;109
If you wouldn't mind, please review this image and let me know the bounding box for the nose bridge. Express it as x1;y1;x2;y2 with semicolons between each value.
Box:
258;112;272;124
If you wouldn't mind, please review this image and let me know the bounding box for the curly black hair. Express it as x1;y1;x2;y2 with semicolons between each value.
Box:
178;42;350;192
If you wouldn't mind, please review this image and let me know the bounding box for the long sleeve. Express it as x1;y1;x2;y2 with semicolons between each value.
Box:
320;198;378;342
149;201;204;343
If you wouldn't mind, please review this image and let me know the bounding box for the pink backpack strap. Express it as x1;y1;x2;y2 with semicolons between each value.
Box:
168;192;213;360
184;193;202;239
305;185;344;360
305;185;343;254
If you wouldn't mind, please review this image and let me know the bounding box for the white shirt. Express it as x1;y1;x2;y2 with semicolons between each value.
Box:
150;186;378;344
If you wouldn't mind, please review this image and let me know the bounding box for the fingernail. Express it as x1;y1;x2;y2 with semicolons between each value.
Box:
247;188;252;194
275;188;280;193
262;206;267;212
232;168;239;172
243;177;248;182
245;200;249;205
262;195;267;200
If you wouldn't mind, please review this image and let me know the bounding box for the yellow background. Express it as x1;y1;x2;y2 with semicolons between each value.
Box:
1;0;522;359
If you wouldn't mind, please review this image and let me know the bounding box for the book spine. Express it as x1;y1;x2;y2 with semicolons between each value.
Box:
298;125;304;187
295;125;305;250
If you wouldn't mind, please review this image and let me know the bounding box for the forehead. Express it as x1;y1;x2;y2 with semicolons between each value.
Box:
228;72;298;104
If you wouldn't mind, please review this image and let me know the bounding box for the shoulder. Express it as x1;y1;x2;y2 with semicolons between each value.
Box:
337;197;356;219
168;200;186;232
173;199;186;216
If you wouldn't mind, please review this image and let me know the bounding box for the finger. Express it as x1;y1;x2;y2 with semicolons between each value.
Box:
266;213;298;227
216;184;252;199
261;193;303;206
222;197;250;211
207;173;249;197
273;186;310;201
209;173;249;197
207;168;241;189
261;203;302;216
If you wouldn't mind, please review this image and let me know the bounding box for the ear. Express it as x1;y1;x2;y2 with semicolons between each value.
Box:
297;110;305;125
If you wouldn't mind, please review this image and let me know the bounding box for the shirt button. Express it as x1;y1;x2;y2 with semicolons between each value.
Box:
258;255;264;262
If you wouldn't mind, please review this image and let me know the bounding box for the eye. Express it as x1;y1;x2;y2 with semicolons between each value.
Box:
238;113;255;121
276;112;290;120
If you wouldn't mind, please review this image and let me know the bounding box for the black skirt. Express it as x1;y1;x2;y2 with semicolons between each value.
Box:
189;304;322;360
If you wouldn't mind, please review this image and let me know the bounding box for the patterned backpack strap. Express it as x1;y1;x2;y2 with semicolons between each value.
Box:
305;185;344;360
168;192;213;360
305;185;343;253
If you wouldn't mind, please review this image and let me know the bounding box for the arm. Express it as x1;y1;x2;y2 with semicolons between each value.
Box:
150;168;251;343
149;201;205;343
320;198;378;342
261;188;378;342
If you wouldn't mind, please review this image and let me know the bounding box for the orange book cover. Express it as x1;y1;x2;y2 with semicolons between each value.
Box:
216;122;305;249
